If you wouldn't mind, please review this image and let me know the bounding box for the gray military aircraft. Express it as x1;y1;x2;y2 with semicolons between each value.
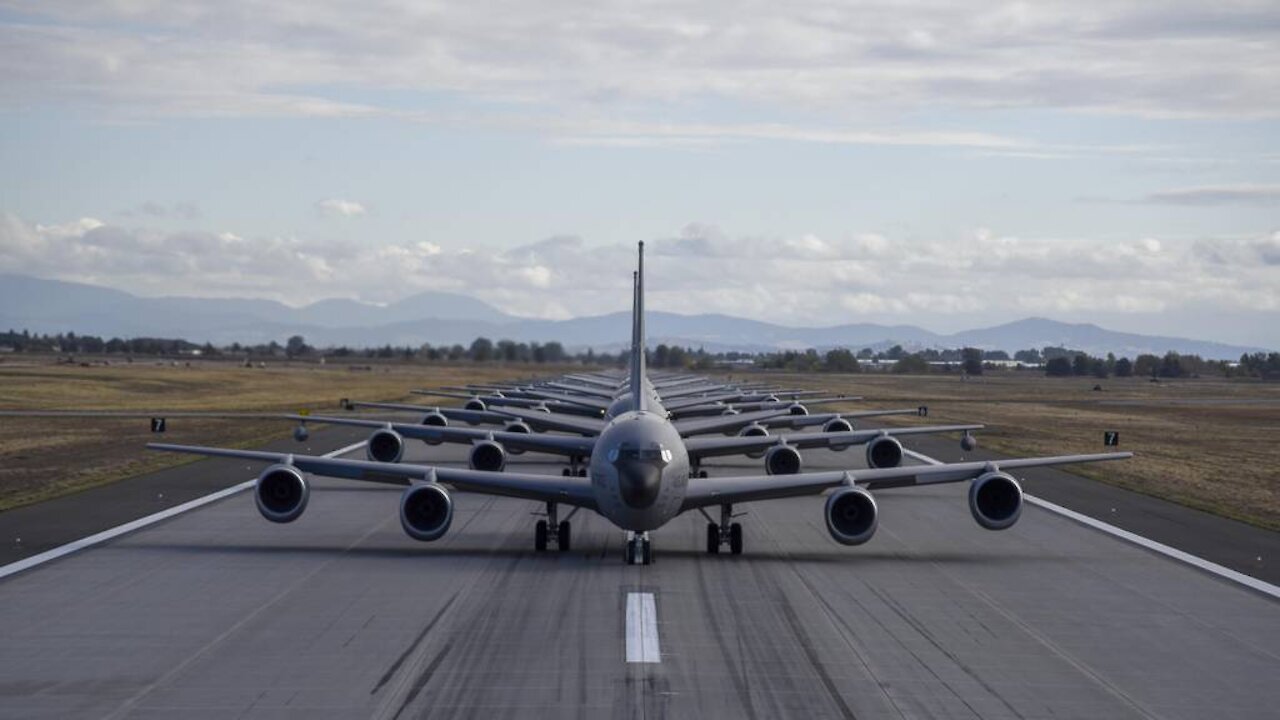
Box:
150;242;1131;564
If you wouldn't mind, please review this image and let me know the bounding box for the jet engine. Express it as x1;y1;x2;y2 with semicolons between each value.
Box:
737;423;770;458
469;440;506;472
502;420;531;455
960;432;978;452
464;398;487;412
968;472;1023;530
824;486;878;545
367;428;405;463
418;411;447;445
865;435;903;468
255;465;309;523
399;483;453;541
787;402;809;416
764;444;802;475
822;417;853;434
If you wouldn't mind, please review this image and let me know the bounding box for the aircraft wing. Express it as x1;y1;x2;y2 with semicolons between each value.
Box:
484;407;608;436
288;415;596;456
679;452;1133;511
684;424;983;460
148;444;598;509
347;402;512;425
673;409;794;437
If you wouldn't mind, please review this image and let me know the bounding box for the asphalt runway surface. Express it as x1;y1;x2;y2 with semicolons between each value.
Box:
1;431;1278;718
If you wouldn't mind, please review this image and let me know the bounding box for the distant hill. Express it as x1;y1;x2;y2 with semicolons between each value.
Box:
0;273;1268;359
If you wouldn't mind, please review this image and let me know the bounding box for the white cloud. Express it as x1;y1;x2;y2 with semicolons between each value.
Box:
315;198;367;218
1;0;1276;143
1142;185;1280;206
3;213;1277;330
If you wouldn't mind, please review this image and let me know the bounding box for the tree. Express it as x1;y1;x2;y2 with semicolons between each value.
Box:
824;348;861;373
1091;358;1109;378
961;347;984;375
892;354;929;374
1045;357;1073;377
285;335;310;358
1114;357;1133;377
1072;353;1091;376
1159;351;1184;378
1014;348;1043;364
469;337;494;362
1134;353;1160;378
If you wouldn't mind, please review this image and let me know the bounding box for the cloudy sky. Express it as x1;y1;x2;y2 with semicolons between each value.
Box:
1;1;1278;347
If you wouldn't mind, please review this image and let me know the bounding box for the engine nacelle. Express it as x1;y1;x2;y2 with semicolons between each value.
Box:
464;398;487;412
968;472;1023;530
502;421;531;455
765;444;803;475
399;484;453;541
738;423;770;458
865;435;903;468
418;411;447;445
824;487;878;545
823;417;853;434
787;402;809;416
961;432;978;452
255;465;309;523
367;428;405;463
469;440;506;472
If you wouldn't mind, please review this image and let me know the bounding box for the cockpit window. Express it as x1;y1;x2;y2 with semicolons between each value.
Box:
607;443;673;465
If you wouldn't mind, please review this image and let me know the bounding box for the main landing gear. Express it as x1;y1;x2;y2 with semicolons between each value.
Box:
625;532;653;565
561;454;588;477
534;502;576;553
701;504;744;555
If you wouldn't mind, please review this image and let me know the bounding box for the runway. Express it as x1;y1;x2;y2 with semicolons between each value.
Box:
1;437;1277;718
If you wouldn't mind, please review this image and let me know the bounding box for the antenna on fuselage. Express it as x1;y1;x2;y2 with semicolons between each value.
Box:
630;242;647;413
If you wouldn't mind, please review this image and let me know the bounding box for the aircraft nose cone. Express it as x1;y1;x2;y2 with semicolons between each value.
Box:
617;461;661;509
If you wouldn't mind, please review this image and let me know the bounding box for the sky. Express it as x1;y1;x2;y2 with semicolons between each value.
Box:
1;1;1278;348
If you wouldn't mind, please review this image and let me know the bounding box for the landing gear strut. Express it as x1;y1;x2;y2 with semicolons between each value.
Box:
625;532;653;565
562;454;588;477
534;502;575;552
701;504;744;555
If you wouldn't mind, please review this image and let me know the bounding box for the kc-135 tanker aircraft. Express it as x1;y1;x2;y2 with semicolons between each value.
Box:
151;243;1132;564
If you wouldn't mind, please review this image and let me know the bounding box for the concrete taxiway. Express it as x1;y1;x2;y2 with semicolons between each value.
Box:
1;435;1277;718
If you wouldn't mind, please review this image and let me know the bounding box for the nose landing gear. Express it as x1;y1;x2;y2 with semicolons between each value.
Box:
625;532;653;565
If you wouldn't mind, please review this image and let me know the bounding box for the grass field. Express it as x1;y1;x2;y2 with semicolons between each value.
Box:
1;360;1277;531
747;371;1280;531
0;360;542;511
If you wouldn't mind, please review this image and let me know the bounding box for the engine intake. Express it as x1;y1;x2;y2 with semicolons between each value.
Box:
400;484;453;541
823;417;853;434
367;428;405;463
470;440;506;472
255;465;309;523
464;398;487;413
865;436;903;469
738;423;770;458
765;444;802;475
417;411;447;445
969;472;1023;530
787;402;809;416
824;487;878;545
503;421;531;455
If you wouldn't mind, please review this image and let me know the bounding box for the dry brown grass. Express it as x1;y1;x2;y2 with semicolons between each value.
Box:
741;371;1280;531
0;360;547;510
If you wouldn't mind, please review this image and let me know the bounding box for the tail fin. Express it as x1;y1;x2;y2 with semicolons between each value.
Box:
630;242;647;412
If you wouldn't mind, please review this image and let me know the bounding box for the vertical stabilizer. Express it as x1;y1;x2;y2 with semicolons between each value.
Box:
630;242;647;412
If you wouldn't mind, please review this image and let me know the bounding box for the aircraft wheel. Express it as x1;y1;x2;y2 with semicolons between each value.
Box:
535;520;548;552
562;468;571;477
557;521;571;552
706;523;720;554
729;523;743;555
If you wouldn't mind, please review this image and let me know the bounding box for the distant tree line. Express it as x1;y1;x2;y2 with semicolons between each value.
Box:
5;328;1278;379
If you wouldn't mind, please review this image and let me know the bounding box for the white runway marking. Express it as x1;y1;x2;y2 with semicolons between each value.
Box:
0;440;368;581
903;449;1279;600
625;592;661;663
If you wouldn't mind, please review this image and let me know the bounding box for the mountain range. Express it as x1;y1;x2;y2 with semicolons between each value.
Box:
0;274;1268;360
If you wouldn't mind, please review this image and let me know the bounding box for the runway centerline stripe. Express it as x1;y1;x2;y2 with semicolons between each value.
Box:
625;592;661;663
0;440;369;582
903;448;1280;600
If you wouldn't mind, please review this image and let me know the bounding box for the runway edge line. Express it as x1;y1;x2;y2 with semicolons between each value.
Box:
0;440;369;582
904;448;1279;600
